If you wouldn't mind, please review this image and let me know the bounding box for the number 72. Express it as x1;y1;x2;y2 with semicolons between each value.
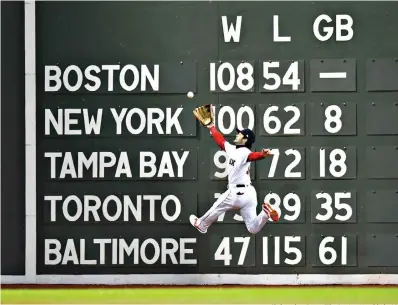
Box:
268;148;302;178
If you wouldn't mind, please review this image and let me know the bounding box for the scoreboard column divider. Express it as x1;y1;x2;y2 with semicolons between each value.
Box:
24;0;36;283
304;56;312;271
0;0;2;280
354;58;366;271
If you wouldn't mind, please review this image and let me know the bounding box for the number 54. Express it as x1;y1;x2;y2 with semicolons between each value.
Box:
263;61;300;91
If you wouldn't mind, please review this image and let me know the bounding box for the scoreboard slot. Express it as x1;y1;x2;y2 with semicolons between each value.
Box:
209;60;255;93
45;61;198;94
258;60;305;92
366;190;398;223
258;147;306;180
258;235;305;267
366;101;398;135
311;146;357;180
211;234;256;267
310;235;357;267
366;58;398;91
311;191;357;224
366;234;398;267
42;191;197;225
212;104;256;136
310;59;356;92
259;189;306;224
310;102;357;136
366;146;398;179
258;103;305;137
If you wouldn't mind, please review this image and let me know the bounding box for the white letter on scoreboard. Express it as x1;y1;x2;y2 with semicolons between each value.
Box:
45;195;63;222
45;239;62;265
180;238;197;264
140;152;156;178
336;15;354;41
273;15;291;42
93;238;111;264
45;66;62;92
313;14;334;41
63;66;83;92
221;16;242;43
102;65;120;92
140;239;160;265
161;238;179;264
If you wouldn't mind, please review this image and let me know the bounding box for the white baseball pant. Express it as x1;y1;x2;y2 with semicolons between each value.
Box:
196;184;269;234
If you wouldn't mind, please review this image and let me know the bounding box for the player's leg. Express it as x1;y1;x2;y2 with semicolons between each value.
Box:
240;202;270;235
239;186;279;234
189;189;234;234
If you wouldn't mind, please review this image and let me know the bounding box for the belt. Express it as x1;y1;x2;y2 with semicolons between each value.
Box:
228;184;251;188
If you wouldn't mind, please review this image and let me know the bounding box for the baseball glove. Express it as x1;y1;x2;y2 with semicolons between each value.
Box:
193;104;214;127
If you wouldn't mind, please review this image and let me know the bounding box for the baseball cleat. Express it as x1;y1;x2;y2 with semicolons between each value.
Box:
263;203;280;222
189;215;207;234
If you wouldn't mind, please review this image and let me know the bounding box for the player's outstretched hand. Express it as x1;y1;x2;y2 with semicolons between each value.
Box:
193;104;215;127
261;148;273;157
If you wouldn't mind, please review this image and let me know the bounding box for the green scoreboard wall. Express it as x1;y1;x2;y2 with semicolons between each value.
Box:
3;1;398;285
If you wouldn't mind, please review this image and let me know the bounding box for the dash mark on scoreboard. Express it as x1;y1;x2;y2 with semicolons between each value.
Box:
319;72;347;79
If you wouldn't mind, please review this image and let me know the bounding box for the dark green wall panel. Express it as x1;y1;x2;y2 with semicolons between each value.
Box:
35;1;398;276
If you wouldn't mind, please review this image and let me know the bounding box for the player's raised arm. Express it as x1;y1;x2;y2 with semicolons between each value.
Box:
207;124;226;151
247;149;272;162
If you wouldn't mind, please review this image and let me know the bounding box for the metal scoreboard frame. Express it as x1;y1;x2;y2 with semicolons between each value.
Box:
2;1;398;285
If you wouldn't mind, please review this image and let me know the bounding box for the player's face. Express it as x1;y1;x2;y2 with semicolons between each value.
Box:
234;133;247;145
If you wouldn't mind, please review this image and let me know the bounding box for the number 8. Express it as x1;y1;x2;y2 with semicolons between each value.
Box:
324;105;342;134
236;63;254;91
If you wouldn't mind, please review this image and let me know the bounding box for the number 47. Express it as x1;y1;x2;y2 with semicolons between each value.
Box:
214;237;250;266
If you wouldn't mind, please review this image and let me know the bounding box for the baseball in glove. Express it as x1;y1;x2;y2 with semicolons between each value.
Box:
193;104;214;127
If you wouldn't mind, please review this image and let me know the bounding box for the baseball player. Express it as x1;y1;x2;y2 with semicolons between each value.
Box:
189;119;280;235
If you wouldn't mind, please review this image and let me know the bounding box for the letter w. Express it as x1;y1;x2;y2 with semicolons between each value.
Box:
221;16;242;43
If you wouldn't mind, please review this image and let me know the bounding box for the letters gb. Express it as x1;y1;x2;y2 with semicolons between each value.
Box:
313;14;354;42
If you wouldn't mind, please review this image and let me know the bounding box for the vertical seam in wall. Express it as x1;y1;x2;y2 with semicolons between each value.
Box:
24;0;36;282
216;2;220;109
0;0;3;273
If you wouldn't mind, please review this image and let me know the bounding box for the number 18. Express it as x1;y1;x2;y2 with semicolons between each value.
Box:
319;148;347;178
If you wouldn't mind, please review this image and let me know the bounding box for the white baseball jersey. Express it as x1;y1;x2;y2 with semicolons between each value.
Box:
224;142;252;185
194;139;270;235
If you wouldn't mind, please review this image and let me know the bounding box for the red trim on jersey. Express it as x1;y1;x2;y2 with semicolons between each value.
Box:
209;126;226;150
247;151;265;161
